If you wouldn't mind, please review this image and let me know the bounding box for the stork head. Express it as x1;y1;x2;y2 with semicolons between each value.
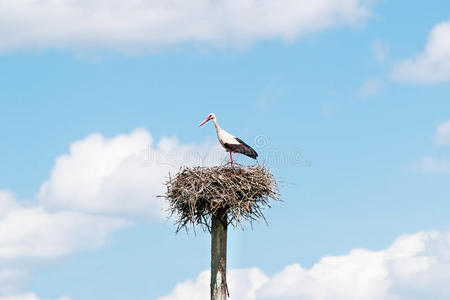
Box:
199;113;215;127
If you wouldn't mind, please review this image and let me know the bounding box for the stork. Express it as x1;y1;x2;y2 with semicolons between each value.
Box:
199;113;258;167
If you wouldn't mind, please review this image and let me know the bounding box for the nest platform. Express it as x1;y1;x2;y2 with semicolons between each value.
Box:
162;164;280;232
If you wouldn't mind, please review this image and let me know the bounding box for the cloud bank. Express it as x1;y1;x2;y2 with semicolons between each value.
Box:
160;231;450;300
393;20;450;84
38;129;222;220
0;129;222;298
159;268;269;300
0;0;373;52
0;190;127;296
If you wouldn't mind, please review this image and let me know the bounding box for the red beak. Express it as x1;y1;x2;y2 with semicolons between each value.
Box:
199;117;210;127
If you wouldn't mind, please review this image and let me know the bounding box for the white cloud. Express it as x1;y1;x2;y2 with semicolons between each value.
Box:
392;20;450;84
371;38;389;62
38;129;222;220
0;269;29;296
0;192;128;266
0;191;19;218
161;231;450;300
0;190;127;296
357;78;383;99
434;120;450;146
0;0;373;52
0;207;127;260
158;268;269;300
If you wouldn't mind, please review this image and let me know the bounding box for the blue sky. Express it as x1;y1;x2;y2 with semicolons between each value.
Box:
1;1;450;299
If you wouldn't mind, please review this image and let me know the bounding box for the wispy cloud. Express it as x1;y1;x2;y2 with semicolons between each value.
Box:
434;120;450;147
420;157;450;174
257;78;285;111
392;20;450;84
0;0;374;53
321;102;342;117
415;120;450;174
371;39;389;63
357;78;383;99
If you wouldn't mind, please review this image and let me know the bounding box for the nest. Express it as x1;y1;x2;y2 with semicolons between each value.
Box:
162;164;280;232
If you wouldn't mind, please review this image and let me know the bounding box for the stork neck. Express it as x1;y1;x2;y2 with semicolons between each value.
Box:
212;118;220;131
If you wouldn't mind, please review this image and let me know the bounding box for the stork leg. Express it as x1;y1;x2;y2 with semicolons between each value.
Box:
229;152;233;168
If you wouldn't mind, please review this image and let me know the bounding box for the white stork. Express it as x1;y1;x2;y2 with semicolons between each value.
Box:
199;113;258;167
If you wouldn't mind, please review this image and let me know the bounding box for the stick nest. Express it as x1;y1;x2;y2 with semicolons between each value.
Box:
162;164;280;232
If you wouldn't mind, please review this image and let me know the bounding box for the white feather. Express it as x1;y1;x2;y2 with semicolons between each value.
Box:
217;128;239;147
208;113;240;150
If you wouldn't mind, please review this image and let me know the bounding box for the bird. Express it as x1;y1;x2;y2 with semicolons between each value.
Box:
199;113;258;167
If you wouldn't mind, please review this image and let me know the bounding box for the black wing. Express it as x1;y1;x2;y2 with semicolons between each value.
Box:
224;137;258;159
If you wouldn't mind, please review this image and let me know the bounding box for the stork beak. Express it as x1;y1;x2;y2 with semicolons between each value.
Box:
199;117;210;127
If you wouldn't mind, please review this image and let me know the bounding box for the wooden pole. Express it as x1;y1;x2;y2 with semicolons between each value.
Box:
210;208;228;300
